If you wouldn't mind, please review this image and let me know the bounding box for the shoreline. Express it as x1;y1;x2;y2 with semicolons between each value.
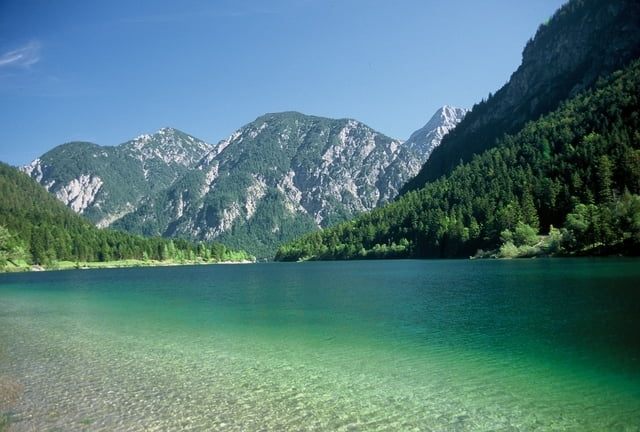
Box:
1;258;255;274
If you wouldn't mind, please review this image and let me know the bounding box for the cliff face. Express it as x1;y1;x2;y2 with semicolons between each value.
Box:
501;0;640;126
403;0;640;191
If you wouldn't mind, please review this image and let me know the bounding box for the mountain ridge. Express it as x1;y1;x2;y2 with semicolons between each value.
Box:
20;107;466;259
111;108;466;257
21;127;214;227
402;0;640;192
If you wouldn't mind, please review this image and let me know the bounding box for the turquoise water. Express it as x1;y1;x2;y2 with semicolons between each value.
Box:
1;259;639;431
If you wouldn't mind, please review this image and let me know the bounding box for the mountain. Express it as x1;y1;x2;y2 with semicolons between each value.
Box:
0;162;250;270
404;106;469;155
402;0;640;192
276;58;640;261
112;109;465;258
21;128;213;227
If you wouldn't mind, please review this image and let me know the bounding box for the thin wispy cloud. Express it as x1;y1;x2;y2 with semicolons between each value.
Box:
0;41;41;69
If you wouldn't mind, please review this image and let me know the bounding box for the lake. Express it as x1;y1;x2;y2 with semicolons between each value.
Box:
1;259;639;431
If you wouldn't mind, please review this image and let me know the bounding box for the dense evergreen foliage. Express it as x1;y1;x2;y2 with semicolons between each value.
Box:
0;163;252;270
402;0;640;192
275;60;640;261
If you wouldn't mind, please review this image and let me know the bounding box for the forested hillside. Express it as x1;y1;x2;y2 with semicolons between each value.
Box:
275;59;640;261
0;163;251;270
402;0;640;191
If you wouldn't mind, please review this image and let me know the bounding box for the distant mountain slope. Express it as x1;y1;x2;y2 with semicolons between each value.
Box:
0;162;249;269
276;58;640;261
402;0;640;192
21;128;213;227
112;109;465;258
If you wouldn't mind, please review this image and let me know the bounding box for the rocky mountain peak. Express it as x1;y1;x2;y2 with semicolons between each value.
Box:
21;128;215;227
124;127;214;167
404;106;468;155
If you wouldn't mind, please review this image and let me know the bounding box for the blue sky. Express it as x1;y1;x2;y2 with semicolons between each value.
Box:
0;0;566;166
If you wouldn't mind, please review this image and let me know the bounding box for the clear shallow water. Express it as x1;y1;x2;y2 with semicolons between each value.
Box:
1;259;639;431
